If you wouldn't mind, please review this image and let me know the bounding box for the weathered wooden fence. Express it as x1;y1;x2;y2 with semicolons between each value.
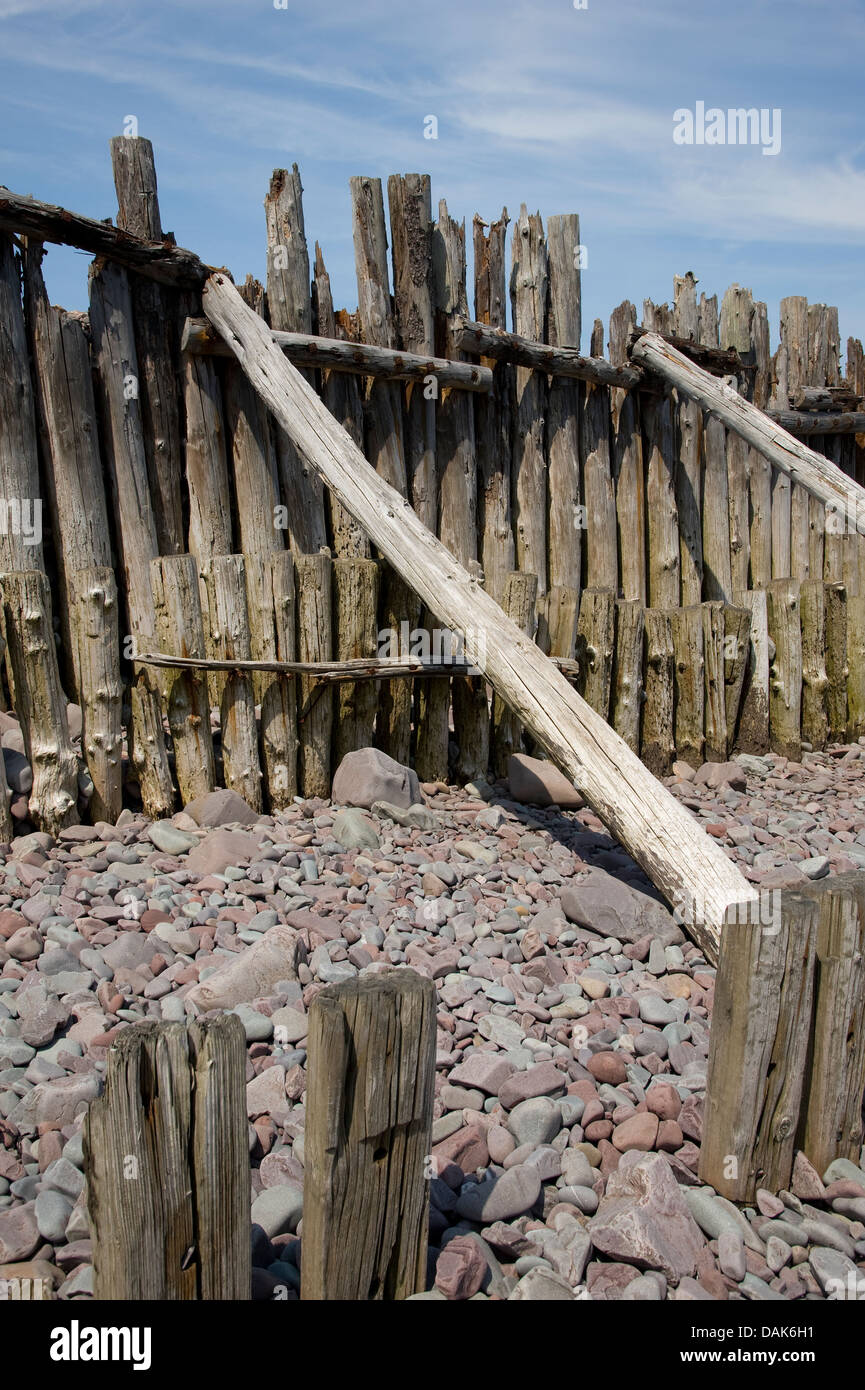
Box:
0;137;863;835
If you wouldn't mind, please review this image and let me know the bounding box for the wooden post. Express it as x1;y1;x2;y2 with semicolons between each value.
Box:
610;301;646;605
312;246;369;558
641;608;674;776
204;270;760;959
352;176;411;762
22;244;112;699
582;369;618;592
0;235;43;573
672;275;704;607
206;556;263;812
110;135;184;555
824;581;848;742
699;892;819;1202
333;557;379;765
492;572;537;776
250;551;298;809
296;552;333;798
575;588;615;720
73;567;123;823
89;258;174;818
388;174;436;534
182;332;233;615
1;570;79;834
798;876;865;1173
612;600;644;752
735;588;770;754
511;205;549;596
151;555;216;805
546;213;582;616
670;605;705;767
749;303;773;587
766;579;802;760
799;580;829;750
434;201;487;784
474;210;514;604
701;415;733;601
267;166;328;553
847;592;865;740
720;285;754;597
301;974;436;1301
643;389;680;608
85;1016;250;1300
702;601;728;762
723;603;752;747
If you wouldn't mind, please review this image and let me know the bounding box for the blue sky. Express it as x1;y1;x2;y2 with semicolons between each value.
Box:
2;0;864;361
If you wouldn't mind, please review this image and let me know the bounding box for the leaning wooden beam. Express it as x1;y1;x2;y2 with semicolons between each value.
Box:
0;186;209;287
631;332;865;516
182;317;492;392
454;318;641;388
204;272;758;959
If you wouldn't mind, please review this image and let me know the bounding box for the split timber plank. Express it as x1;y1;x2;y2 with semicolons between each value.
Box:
202;272;758;960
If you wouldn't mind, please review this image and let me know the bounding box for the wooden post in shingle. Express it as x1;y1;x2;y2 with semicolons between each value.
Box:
641;608;674;777
474;210;514;605
702;601;728;762
511;205;549;598
73;567;123;824
249;551;298;809
0;234;44;575
766;578;802;760
611;600;644;752
434;200;488;784
296;552;333;798
644;388;680;609
701;415;732;602
85;1016;250;1301
110;135;184;556
847;591;865;741
673;273;703;607
722;603;751;748
734;588;770;755
699;892;819;1202
545;212;582;654
670;605;705;767
574;588;615;721
206;555;262;812
610;301;646;606
798;875;865;1174
301;974;436;1302
749;301;773;588
88;258;174;818
266;165;328;554
799;579;829;751
151;555;215;805
1;569;79;834
333;557;379;765
492;572;537;776
824;580;848;742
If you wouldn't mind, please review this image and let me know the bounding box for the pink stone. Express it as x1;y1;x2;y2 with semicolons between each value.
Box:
611;1112;659;1153
435;1235;487;1299
587;1051;628;1086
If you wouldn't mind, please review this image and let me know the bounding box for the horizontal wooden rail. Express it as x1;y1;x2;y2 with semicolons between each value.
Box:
631;332;865;515
0;186;210;288
766;410;865;437
136;649;581;682
181;317;492;391
453;318;644;388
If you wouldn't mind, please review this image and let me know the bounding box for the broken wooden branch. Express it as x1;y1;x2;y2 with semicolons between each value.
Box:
454;317;642;388
181;316;492;391
134;649;580;682
0;186;209;288
203;271;758;960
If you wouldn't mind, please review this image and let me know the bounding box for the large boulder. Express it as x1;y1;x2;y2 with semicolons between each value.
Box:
507;754;584;809
184;924;301;1014
331;748;421;811
184;789;259;828
588;1152;704;1281
560;868;684;946
186;827;265;876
